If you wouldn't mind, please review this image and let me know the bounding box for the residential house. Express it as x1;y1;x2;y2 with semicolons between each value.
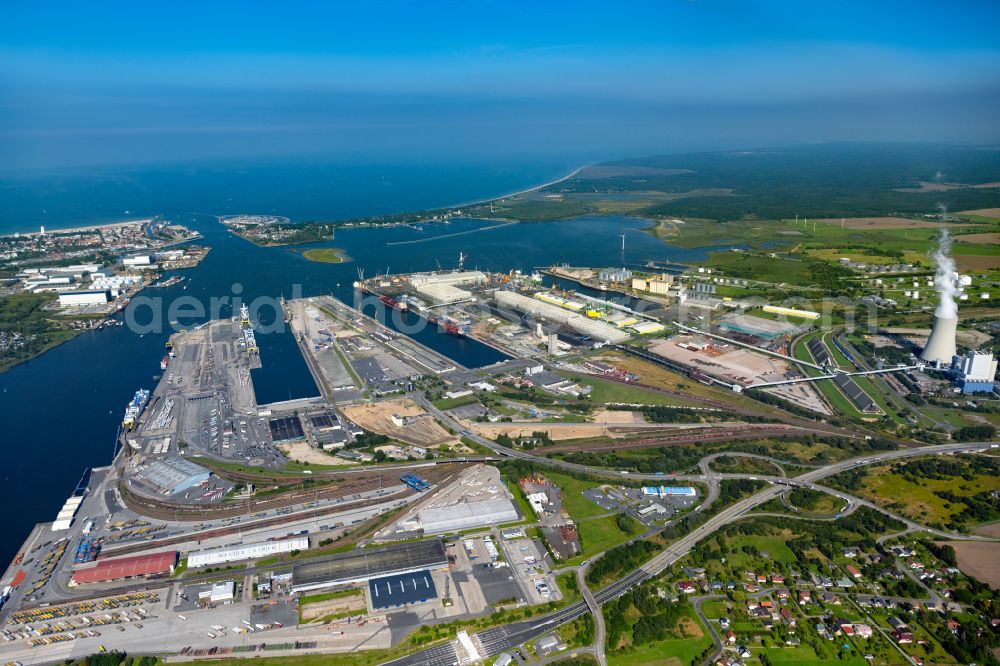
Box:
888;617;907;631
893;631;914;644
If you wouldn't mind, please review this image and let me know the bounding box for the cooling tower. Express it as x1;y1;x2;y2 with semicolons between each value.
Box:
920;315;958;365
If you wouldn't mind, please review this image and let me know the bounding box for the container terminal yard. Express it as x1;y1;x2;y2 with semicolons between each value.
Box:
0;260;989;666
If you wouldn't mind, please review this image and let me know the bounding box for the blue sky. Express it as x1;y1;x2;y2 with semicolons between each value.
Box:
2;0;998;170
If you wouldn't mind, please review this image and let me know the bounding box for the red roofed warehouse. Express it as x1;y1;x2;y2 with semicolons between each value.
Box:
71;551;177;585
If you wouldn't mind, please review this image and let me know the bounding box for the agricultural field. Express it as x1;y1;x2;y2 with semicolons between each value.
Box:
938;540;1000;589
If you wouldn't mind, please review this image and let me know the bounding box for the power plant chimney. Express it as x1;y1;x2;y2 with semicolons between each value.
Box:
920;315;957;365
922;229;960;366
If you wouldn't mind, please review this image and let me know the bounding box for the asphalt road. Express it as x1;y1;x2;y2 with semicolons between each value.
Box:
380;440;995;666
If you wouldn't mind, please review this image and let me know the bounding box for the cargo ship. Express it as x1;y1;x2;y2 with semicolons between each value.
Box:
160;355;170;370
239;304;258;355
379;295;408;312
438;315;468;337
122;388;151;430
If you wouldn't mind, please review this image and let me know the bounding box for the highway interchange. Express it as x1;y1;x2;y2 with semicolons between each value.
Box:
381;436;998;666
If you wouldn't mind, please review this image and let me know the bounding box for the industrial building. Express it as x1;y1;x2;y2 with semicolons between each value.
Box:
762;305;820;320
832;373;878;412
808;339;879;412
598;267;632;282
291;540;447;593
58;290;111;307
410;271;485;305
631;275;673;294
187;536;310;568
51;494;84;531
123;254;154;266
138;457;212;494
721;313;800;340
368;570;437;609
953;351;997;394
921;314;958;365
199;581;236;603
641;486;698;498
627;321;666;335
71;551;177;585
496;291;630;344
417;497;519;534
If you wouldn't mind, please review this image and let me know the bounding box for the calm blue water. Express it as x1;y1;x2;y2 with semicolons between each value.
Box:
0;163;723;565
0;160;574;234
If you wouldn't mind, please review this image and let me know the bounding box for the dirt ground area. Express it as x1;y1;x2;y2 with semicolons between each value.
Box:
886;327;993;349
277;440;343;465
815;217;944;229
677;616;704;639
956;255;1000;271
957;232;1000;245
592;409;647;424
465;419;716;441
941;540;1000;590
467;421;642;441
650;337;791;385
342;398;455;446
300;593;367;622
959;208;1000;219
974;521;1000;537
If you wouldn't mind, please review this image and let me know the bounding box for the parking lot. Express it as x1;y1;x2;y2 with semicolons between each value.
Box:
499;536;561;606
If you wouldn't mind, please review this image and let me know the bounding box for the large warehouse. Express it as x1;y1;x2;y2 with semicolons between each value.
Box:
495;291;630;344
416;498;519;534
410;271;485;305
71;551;177;585
369;571;437;609
187;537;309;569
138;457;211;494
58;290;111;307
291;540;447;593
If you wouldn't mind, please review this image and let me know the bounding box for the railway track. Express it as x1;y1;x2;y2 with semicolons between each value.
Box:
119;464;465;521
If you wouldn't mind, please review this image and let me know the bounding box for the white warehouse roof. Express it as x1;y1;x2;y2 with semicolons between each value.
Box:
409;270;485;287
417;498;519;534
496;291;630;344
188;536;309;568
414;282;475;305
410;271;486;304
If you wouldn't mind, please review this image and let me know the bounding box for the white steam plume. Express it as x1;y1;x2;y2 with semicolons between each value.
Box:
931;228;958;319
